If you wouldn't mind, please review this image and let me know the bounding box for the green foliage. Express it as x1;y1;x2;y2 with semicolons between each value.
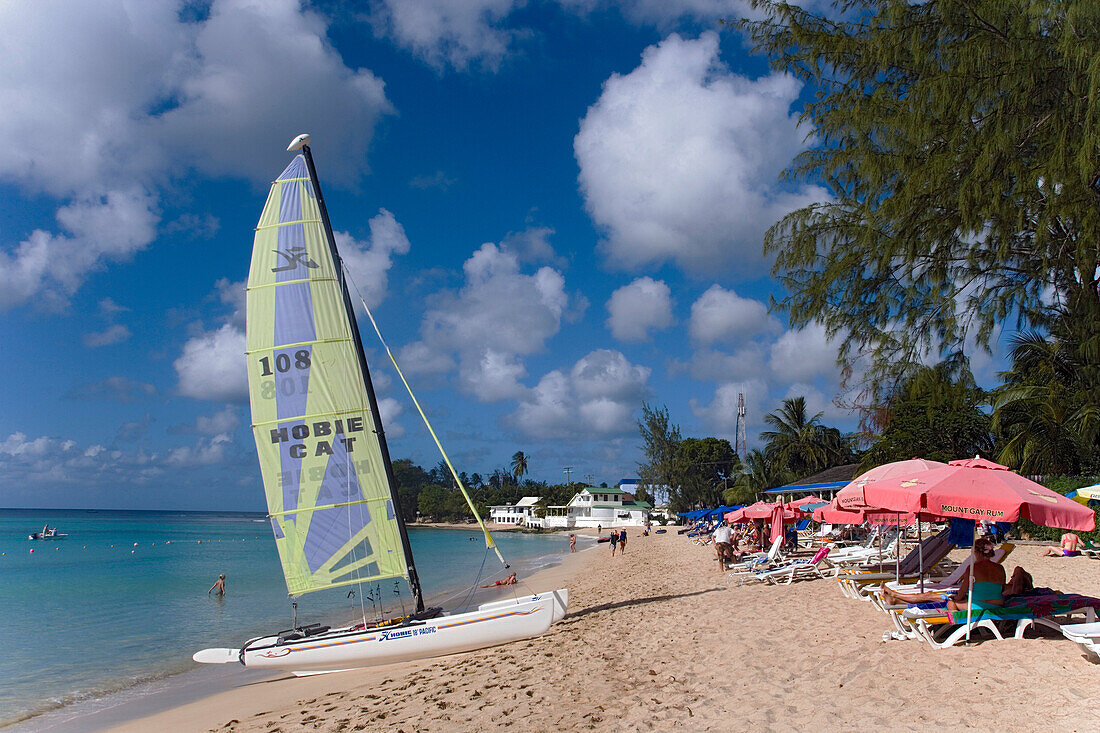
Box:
738;0;1100;417
1012;476;1100;542
674;437;741;510
637;402;683;508
724;448;790;504
993;325;1099;474
862;354;993;468
510;451;528;481
761;396;853;477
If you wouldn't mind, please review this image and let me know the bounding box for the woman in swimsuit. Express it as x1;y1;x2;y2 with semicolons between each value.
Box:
1041;532;1080;557
881;536;1005;609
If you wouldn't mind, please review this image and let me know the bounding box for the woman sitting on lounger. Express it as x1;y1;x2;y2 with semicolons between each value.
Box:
882;536;1006;610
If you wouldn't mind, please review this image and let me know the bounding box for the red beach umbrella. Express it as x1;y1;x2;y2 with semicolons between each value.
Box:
861;457;1095;531
835;458;948;510
812;499;917;526
769;503;786;544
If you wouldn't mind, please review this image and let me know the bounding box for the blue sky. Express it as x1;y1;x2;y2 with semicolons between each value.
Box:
0;1;1007;511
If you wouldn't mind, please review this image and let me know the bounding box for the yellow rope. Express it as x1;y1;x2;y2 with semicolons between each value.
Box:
351;282;505;566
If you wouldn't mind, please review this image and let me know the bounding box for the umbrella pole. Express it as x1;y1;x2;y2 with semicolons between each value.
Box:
917;517;924;593
895;513;901;584
966;524;974;642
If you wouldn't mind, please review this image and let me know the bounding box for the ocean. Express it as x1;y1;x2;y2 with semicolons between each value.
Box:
0;509;571;728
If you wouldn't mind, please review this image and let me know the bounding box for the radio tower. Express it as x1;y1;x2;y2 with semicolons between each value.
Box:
735;392;747;461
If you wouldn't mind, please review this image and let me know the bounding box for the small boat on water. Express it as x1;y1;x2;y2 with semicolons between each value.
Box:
28;525;67;540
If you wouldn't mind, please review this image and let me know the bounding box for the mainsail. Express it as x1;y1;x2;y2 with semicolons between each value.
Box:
246;152;418;603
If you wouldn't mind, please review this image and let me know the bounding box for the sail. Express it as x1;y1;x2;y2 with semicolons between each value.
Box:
246;155;409;597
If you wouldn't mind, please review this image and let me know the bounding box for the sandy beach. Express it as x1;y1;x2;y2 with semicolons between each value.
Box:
107;530;1100;732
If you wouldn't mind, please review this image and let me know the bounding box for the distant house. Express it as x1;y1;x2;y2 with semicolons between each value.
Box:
542;485;652;528
488;496;542;528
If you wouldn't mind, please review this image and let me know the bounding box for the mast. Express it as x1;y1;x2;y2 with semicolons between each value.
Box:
298;142;425;613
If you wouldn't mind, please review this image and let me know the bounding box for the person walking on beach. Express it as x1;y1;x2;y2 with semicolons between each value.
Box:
569;533;576;552
597;524;602;536
609;529;618;557
618;529;627;555
208;574;226;596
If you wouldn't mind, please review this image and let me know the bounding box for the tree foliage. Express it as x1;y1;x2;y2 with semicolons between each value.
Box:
761;396;852;477
738;0;1100;413
510;451;528;481
675;437;741;510
993;324;1099;473
637;402;682;507
861;353;993;468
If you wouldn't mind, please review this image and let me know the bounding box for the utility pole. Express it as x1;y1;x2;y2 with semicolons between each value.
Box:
735;392;747;461
563;466;573;486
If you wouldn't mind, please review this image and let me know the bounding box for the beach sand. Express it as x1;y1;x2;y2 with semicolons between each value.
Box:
108;531;1100;732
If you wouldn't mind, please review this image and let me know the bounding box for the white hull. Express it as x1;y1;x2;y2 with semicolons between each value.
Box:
194;589;566;675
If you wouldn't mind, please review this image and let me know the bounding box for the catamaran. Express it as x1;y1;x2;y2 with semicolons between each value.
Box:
193;134;566;676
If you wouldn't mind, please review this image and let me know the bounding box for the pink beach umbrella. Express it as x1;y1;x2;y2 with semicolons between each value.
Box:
769;503;786;545
861;457;1095;531
836;458;948;510
812;499;917;526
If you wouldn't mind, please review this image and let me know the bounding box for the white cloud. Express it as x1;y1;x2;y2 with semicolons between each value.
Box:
767;323;839;383
378;397;406;438
606;277;674;342
0;0;393;310
678;344;769;383
511;349;650;439
84;324;132;348
336;209;412;311
460;349;528;401
575;32;826;273
167;433;232;466
688;285;777;344
404;239;572;401
397;341;457;375
158;0;393;185
195;407;241;436
0;191;159;310
368;0;524;71
689;378;768;437
174;323;247;402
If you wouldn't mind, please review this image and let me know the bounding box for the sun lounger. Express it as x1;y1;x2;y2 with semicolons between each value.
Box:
902;593;1100;649
1059;621;1100;658
758;546;834;585
726;538;784;584
837;531;955;601
865;544;1015;611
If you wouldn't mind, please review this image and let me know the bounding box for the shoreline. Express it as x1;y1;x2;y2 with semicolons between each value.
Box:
100;530;1100;732
8;529;590;733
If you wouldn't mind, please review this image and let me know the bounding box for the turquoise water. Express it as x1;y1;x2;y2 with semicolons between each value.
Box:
0;509;569;726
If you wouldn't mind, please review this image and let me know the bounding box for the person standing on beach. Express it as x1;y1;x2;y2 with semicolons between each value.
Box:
569;533;576;552
208;574;226;596
597;524;602;536
609;529;618;557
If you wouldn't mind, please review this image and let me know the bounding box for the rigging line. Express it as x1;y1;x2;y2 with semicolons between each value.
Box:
342;268;507;568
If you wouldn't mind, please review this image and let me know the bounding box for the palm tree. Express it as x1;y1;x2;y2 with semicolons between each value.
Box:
993;331;1096;474
510;451;528;482
760;397;835;477
723;448;790;504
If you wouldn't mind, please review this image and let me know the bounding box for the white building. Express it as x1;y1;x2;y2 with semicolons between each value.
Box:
543;486;652;528
488;496;542;527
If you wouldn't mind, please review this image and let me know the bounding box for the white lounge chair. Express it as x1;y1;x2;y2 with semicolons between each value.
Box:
1060;621;1100;658
726;538;784;584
